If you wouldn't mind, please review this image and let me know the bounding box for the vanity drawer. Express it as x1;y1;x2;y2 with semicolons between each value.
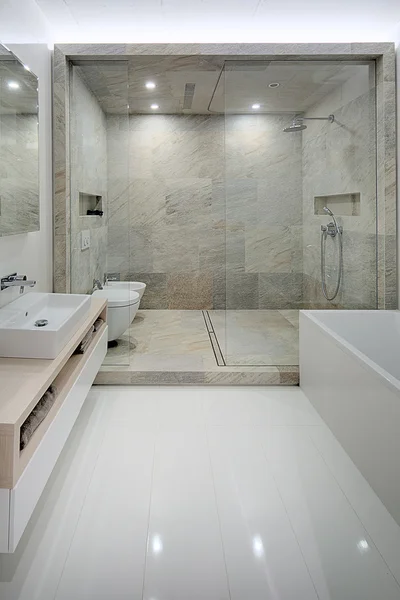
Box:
7;324;107;552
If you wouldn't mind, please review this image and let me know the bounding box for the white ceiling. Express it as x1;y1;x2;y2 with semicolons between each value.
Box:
35;0;400;43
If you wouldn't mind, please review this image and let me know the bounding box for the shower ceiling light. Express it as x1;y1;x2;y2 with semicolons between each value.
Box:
145;81;156;89
251;103;261;110
268;82;280;88
150;103;159;110
7;81;20;90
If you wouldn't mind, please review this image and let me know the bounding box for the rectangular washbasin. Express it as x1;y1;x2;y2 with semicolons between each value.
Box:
0;293;91;359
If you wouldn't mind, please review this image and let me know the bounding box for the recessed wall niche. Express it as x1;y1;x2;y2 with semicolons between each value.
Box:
79;192;103;216
314;193;361;216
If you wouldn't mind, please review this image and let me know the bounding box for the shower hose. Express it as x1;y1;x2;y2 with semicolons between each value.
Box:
320;226;343;301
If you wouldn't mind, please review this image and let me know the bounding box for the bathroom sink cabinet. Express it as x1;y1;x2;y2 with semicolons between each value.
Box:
0;297;107;553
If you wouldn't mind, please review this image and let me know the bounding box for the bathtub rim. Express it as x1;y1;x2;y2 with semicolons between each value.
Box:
300;310;400;396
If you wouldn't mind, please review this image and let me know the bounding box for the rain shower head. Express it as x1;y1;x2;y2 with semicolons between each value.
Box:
283;113;335;133
283;118;307;133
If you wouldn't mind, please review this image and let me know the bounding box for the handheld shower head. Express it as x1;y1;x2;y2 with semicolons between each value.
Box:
322;206;341;236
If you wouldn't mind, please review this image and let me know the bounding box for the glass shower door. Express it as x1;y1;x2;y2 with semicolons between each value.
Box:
219;59;377;367
221;59;302;367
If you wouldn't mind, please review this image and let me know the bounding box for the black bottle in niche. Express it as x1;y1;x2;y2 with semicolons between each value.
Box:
87;209;104;216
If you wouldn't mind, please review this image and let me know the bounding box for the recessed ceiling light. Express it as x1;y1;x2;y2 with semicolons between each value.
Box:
268;82;280;88
7;81;20;90
150;104;159;110
251;103;261;110
145;81;156;89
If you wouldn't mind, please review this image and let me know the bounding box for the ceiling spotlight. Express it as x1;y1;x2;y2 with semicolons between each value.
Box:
7;81;20;90
251;103;261;110
145;81;156;89
268;82;280;88
150;104;159;110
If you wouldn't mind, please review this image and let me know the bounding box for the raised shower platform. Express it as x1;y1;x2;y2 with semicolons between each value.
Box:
94;309;299;385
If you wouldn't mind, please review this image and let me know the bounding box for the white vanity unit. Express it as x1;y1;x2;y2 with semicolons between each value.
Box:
0;296;107;553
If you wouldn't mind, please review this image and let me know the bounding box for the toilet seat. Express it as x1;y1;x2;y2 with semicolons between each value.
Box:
93;288;140;308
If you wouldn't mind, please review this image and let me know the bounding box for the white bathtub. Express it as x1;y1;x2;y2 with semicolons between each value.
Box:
300;310;400;525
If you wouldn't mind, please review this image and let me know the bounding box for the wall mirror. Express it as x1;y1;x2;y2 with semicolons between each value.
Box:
0;44;39;236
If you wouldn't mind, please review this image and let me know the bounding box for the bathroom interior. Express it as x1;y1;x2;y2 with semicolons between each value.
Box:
1;2;400;596
67;55;379;384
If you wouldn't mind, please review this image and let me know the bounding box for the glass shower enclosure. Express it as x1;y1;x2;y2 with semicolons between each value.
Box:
207;59;377;367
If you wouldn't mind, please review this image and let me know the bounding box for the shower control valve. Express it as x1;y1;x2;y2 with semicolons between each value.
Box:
321;222;342;237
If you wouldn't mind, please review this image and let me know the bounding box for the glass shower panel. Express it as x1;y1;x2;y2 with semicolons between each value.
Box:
222;60;301;367
222;59;377;367
70;60;131;366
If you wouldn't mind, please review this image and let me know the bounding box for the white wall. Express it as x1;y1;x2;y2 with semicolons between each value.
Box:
0;0;53;307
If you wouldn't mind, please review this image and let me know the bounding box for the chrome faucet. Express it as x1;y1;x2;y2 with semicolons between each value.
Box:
1;273;37;294
93;278;103;292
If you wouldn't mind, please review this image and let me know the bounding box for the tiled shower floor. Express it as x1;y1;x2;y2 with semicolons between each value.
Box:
95;310;299;385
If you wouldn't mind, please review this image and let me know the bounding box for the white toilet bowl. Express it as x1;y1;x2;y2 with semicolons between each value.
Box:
106;280;146;300
93;288;140;343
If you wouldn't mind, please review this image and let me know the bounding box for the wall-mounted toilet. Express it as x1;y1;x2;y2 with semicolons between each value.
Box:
92;288;140;345
105;280;146;300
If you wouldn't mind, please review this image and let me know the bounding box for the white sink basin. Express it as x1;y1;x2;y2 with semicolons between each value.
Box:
0;293;91;359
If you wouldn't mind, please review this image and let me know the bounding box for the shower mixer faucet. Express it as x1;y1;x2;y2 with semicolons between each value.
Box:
321;206;342;237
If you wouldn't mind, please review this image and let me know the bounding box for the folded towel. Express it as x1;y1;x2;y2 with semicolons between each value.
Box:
73;318;105;355
94;317;104;332
20;385;57;451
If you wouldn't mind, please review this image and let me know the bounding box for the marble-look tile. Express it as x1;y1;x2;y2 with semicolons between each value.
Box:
0;115;39;236
130;371;206;384
245;226;302;274
97;309;300;385
257;162;302;227
225;227;245;275
128;274;167;309
129;178;166;227
208;309;298;366
226;274;259;310
259;273;303;309
152;224;200;274
165;179;212;226
128;226;154;272
212;272;227;310
278;310;300;329
225;114;300;181
167;274;213;310
278;366;300;384
302;74;381;310
70;67;108;294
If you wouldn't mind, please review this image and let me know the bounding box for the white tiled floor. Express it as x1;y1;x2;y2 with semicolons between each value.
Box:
1;386;400;600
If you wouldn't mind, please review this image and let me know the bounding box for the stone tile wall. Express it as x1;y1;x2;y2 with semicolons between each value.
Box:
302;66;378;309
70;67;108;294
0;114;39;236
107;113;303;309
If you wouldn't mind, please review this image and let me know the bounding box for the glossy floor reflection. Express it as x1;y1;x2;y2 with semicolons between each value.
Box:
1;386;400;599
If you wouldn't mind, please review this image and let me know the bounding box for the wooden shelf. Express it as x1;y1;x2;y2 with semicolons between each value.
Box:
17;322;107;480
0;297;107;489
